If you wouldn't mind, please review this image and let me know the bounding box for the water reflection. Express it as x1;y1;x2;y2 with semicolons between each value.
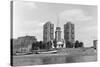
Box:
13;55;97;66
41;55;97;64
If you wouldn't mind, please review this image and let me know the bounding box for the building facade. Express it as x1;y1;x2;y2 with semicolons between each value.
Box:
12;36;37;55
55;27;62;42
64;21;75;48
43;21;54;43
55;27;64;48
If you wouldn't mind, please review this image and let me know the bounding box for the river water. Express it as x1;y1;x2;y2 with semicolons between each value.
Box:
13;54;97;66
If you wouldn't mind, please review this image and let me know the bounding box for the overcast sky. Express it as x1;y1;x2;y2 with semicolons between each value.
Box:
13;1;97;47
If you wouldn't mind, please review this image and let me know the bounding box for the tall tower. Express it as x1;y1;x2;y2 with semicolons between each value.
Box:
64;21;75;48
54;15;64;48
55;15;62;42
43;21;54;43
55;27;62;42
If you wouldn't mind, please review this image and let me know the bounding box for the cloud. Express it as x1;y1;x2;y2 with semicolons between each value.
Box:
14;1;37;9
19;20;43;31
59;9;97;47
60;9;93;22
13;20;44;40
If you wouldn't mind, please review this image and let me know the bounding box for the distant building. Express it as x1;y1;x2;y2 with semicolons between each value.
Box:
64;21;75;48
43;21;54;43
12;36;37;54
93;40;97;49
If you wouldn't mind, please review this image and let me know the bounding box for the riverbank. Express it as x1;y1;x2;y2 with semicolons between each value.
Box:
13;48;97;57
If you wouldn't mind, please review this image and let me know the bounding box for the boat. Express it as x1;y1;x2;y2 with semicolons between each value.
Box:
36;50;57;54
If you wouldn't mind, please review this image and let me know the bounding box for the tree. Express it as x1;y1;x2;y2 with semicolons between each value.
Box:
75;40;80;48
46;41;52;49
38;41;42;49
53;39;57;48
66;41;73;48
79;42;84;48
42;43;46;49
61;44;64;47
32;42;39;50
38;41;46;49
75;40;84;48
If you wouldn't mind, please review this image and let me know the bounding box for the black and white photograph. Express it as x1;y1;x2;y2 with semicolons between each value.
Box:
11;1;98;66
